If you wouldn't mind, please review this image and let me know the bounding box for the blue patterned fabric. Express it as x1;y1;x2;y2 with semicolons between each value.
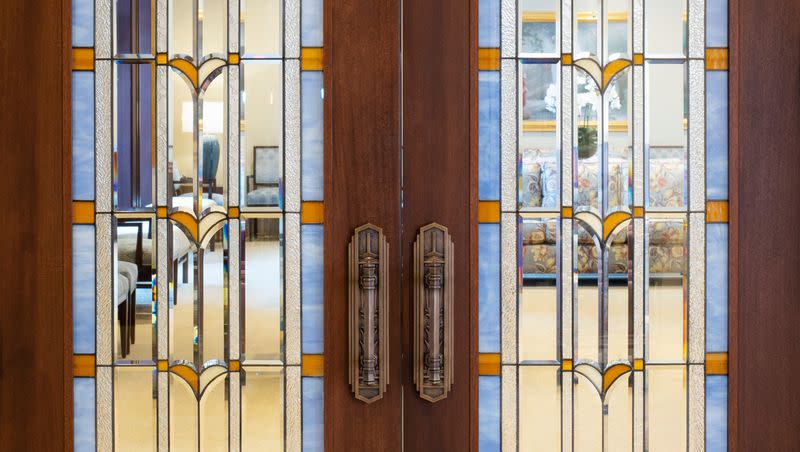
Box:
246;187;280;207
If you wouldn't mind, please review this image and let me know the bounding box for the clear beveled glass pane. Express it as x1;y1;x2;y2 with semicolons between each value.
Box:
520;62;559;209
242;367;284;450
519;216;559;361
199;225;227;366
241;0;283;57
518;366;560;451
242;215;284;363
114;217;155;362
574;220;600;364
114;0;153;56
574;0;600;59
170;373;199;450
606;68;632;213
606;222;631;364
574;67;601;214
604;0;630;62
646;366;687;452
573;370;602;452
199;68;228;208
644;0;687;57
199;373;229;450
200;0;228;57
169;222;197;364
114;367;157;451
519;0;559;55
605;372;633;452
169;0;195;58
242;61;284;210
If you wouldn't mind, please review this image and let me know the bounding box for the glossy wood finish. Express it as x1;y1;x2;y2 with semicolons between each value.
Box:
0;0;70;449
729;0;800;449
323;0;402;449
401;0;476;449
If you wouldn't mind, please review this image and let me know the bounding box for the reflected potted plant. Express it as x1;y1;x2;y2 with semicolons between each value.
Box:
576;74;599;159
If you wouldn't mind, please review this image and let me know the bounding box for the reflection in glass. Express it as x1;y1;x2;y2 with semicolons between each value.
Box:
242;216;284;363
606;223;631;364
574;67;601;213
241;0;282;57
605;68;632;214
169;223;197;364
115;0;153;56
519;366;560;451
646;366;687;452
644;0;687;57
520;62;559;209
574;0;600;59
646;217;686;363
574;220;601;365
519;0;558;55
114;367;157;451
519;216;559;361
242;367;284;449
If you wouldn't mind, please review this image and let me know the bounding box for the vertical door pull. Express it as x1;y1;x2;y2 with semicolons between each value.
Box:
413;223;454;402
349;224;390;403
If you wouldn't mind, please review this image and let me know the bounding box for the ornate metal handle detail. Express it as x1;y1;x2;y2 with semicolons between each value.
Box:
349;224;389;403
413;223;454;402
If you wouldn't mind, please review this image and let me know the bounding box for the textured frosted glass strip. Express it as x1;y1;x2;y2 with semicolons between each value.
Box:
689;365;705;452
633;0;644;53
229;372;241;451
156;66;168;206
633;371;644;452
561;65;573;206
72;0;93;47
285;60;301;212
302;225;324;354
302;71;324;201
287;367;302;452
501;367;517;452
633;218;644;359
561;219;573;359
689;59;706;211
94;0;111;58
706;376;728;451
302;377;324;451
500;0;515;58
561;0;572;52
95;60;112;213
156;0;167;53
286;213;302;365
501;213;517;363
74;378;96;452
72;72;95;200
157;372;168;452
96;366;112;451
157;219;168;359
285;0;301;59
229;0;240;54
229;220;241;359
688;0;705;59
707;0;728;47
633;65;644;206
500;60;516;211
561;372;573;452
228;65;240;207
706;224;728;352
73;225;96;354
95;214;112;365
689;212;705;363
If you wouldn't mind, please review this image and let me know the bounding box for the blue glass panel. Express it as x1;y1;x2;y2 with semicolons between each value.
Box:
479;224;501;352
301;0;324;47
479;376;501;452
479;71;501;201
302;377;324;451
73;225;96;354
74;378;96;452
72;0;94;47
706;0;728;47
302;71;324;201
302;225;324;354
73;72;95;201
479;0;501;48
707;71;728;200
706;375;728;452
706;223;728;352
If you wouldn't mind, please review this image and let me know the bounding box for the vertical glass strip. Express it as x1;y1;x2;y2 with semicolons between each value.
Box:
301;0;324;47
688;0;705;59
95;60;112;213
287;366;302;452
157;371;168;452
500;0;515;58
633;65;644;206
688;365;705;451
688;60;706;211
95;0;111;58
241;367;284;449
229;0;240;54
561;65;573;206
633;371;644;452
561;0;572;53
500;61;517;211
96;366;113;450
73;72;95;200
479;375;502;452
156;219;168;360
73;0;94;47
706;71;728;200
633;218;645;359
479;71;501;201
562;370;573;452
561;218;572;359
95;214;112;365
301;71;324;202
229;372;241;452
286;213;302;365
688;212;705;363
228;64;241;207
500;367;516;452
229;219;241;360
479;223;501;353
73;225;96;354
74;378;96;452
706;375;728;451
706;223;728;352
301;224;324;354
706;0;728;47
479;0;500;48
302;377;324;452
500;213;517;363
156;0;167;53
285;60;302;212
633;0;644;54
113;367;157;450
286;0;301;58
156;66;168;206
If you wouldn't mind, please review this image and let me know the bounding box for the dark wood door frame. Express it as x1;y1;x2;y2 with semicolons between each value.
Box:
1;0;799;450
